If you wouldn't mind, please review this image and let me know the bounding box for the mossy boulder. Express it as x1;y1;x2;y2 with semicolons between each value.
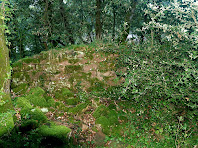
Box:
0;112;14;137
55;88;74;101
107;110;119;125
19;119;39;132
38;123;71;139
68;103;87;114
26;87;48;107
95;116;110;135
0;94;13;113
93;105;110;119
16;97;33;109
29;108;48;124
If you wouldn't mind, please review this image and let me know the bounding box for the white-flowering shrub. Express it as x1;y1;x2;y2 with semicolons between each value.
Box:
143;0;198;54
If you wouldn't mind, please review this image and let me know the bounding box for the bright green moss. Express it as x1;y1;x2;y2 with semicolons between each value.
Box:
0;112;14;137
111;125;123;137
29;108;48;124
46;97;55;107
95;116;110;135
29;87;45;96
13;83;28;95
55;88;74;101
108;110;119;125
0;94;13;113
26;95;47;107
65;97;79;105
16;97;33;109
26;87;47;107
68;103;87;114
93;105;109;119
38;124;71;139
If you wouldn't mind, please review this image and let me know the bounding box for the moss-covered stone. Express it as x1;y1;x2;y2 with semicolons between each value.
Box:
0;94;13;113
65;97;79;105
20;119;39;132
13;83;28;95
26;87;47;107
55;88;74;101
68;103;87;114
29;108;48;124
46;97;55;108
93;105;109;119
0;112;14;137
95;116;110;135
108;110;119;125
38;124;71;139
16;97;33;109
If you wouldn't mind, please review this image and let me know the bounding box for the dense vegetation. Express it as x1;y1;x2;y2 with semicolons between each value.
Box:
0;0;197;147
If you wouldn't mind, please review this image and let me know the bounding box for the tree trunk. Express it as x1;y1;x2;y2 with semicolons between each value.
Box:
59;0;75;45
0;2;14;137
95;0;102;40
112;3;116;41
120;0;137;43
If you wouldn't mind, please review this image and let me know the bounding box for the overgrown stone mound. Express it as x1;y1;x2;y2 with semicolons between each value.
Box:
10;44;128;147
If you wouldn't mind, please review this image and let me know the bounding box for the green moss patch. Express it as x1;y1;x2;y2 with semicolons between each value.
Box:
26;87;48;107
16;97;33;109
65;97;79;105
38;124;71;139
95;116;110;135
0;94;13;113
68;103;87;114
55;88;74;101
93;105;109;119
29;108;48;124
0;112;14;137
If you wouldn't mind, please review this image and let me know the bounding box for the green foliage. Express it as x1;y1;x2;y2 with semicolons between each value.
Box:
117;43;197;111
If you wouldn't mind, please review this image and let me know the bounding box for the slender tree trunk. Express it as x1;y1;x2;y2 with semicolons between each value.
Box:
95;0;102;40
112;3;116;41
120;0;137;43
0;1;14;136
59;0;75;44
